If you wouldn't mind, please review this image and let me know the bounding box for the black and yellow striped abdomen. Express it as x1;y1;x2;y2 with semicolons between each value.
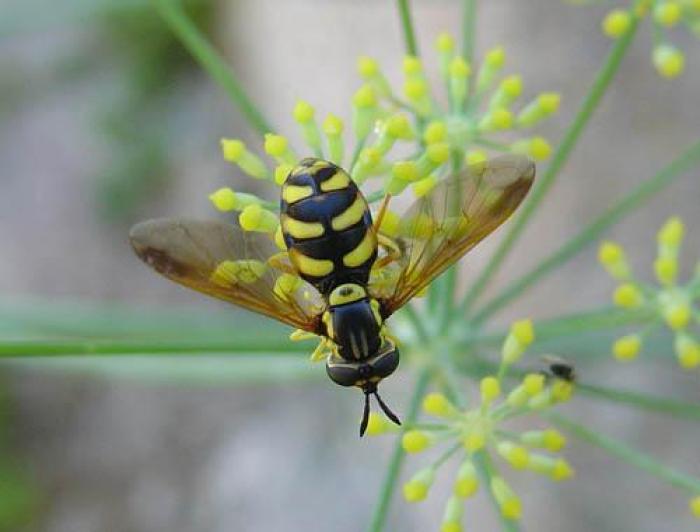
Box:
280;158;377;295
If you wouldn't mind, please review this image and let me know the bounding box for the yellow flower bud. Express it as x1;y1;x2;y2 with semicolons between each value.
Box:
413;175;438;198
435;32;455;53
403;55;423;76
655;257;678;286
613;334;642;361
365;412;391;436
690;495;700;518
441;496;464;532
293;100;315;123
422;392;454;418
551;380;575;402
353;84;377;107
403;468;435;503
613;283;643;308
239;204;278;233
480;376;501;403
454;459;479;498
386;113;414;140
357;56;380;79
402;430;433;453
424;121;448;144
662;299;691;330
485;46;506;68
602;9;632;38
497;441;530;469
463;431;486;453
393;160;421;182
598;241;631;280
523;373;545;395
658;216;684;247
654;2;682;27
674;333;700;369
221;138;245;161
449;56;471;78
490;476;521;520
551;458;575;481
209;187;238;212
653;45;685;79
538;92;561;114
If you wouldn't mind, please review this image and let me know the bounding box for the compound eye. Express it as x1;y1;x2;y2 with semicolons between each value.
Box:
326;361;361;387
370;345;400;379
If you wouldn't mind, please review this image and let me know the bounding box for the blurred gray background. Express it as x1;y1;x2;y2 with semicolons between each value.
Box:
1;0;699;531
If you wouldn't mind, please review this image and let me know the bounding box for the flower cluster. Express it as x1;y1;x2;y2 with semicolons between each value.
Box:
208;32;561;233
599;216;700;369
597;0;700;78
367;320;576;529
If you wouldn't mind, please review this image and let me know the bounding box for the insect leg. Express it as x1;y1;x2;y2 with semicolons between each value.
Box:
372;193;392;233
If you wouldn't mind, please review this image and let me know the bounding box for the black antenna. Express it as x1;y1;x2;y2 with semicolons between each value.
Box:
374;391;401;427
359;391;371;437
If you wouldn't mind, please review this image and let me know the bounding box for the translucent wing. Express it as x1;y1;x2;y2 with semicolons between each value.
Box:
130;218;324;333
371;155;535;316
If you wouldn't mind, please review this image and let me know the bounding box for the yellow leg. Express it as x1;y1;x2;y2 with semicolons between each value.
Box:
373;193;392;234
373;233;402;270
267;251;297;274
310;337;333;362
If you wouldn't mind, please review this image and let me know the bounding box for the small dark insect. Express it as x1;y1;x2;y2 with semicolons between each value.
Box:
541;355;577;383
130;155;535;436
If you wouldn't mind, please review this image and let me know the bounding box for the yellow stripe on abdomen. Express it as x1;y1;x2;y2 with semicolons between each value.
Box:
282;215;324;239
331;194;366;231
320;170;351;192
343;230;377;268
290;248;334;277
282;185;313;204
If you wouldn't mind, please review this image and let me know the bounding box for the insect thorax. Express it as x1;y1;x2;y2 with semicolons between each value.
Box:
322;283;383;362
280;158;378;295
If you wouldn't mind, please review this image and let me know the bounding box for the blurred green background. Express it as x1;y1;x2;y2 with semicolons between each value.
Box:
1;0;699;531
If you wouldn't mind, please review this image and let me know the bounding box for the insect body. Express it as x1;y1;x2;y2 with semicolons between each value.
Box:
130;155;535;436
541;355;577;383
280;158;398;433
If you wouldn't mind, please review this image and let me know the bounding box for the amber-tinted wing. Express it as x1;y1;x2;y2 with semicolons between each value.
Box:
130;218;324;333
371;155;535;316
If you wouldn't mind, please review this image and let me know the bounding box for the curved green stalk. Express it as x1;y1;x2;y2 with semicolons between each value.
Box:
461;0;477;65
474;452;521;532
457;10;642;315
154;0;273;135
464;306;655;349
0;339;306;357
577;384;700;421
472;138;700;323
546;412;700;493
396;0;419;56
368;368;431;532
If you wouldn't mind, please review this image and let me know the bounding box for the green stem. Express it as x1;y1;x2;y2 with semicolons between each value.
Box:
401;303;430;343
473;451;521;532
461;0;477;64
396;0;419;56
463;306;655;348
546;412;700;493
577;383;700;421
472;139;700;323
154;0;273;135
457;12;641;315
0;339;307;357
368;368;431;532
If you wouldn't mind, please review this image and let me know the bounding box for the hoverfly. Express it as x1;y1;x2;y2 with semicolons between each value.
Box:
130;155;535;436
